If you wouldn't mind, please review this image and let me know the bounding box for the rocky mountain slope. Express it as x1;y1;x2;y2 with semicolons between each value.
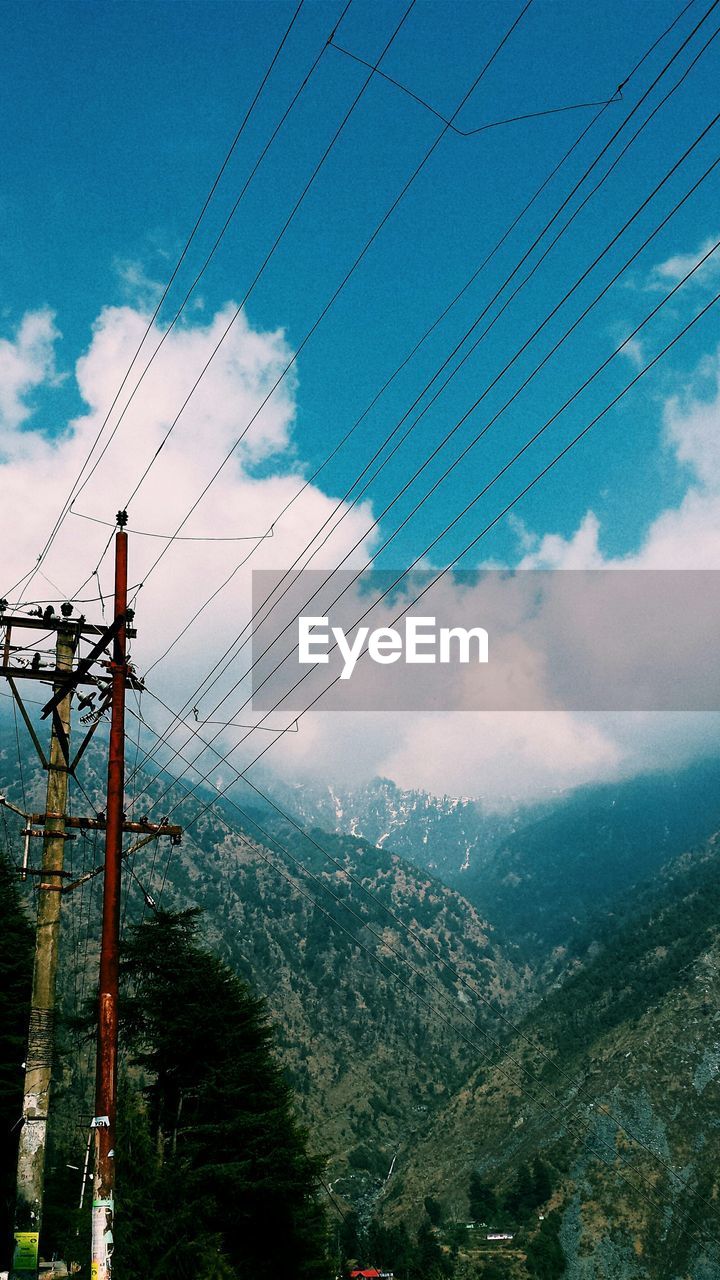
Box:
269;775;525;880
0;708;526;1207
277;761;720;972
379;831;720;1278
5;699;720;1273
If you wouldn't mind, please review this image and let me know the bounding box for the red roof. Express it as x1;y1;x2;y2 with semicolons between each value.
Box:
350;1270;381;1278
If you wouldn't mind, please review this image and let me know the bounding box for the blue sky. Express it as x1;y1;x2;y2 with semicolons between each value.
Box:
2;0;717;560
1;0;719;801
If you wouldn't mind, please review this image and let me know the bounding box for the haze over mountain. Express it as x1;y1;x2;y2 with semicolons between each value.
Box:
275;759;720;965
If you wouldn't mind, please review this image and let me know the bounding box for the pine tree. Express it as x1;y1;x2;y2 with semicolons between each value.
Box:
415;1219;452;1278
468;1170;497;1223
424;1195;444;1226
117;908;331;1279
525;1210;565;1278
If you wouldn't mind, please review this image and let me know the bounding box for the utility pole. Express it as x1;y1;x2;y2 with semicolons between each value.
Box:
11;614;74;1279
91;513;128;1280
1;518;181;1278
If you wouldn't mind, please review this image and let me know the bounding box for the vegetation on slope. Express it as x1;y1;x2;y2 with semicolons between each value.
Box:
381;833;720;1278
0;849;34;1272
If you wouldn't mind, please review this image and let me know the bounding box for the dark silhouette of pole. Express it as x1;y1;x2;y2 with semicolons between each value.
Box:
91;513;128;1280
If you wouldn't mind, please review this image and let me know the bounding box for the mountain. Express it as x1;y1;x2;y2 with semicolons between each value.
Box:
268;775;527;881
0;706;526;1214
5;693;720;1275
274;761;720;974
379;829;720;1278
459;758;720;966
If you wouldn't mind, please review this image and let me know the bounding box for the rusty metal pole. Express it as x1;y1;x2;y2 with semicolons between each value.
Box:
11;619;74;1280
91;514;128;1280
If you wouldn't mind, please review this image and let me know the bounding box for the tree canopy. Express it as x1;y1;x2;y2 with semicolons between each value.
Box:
116;908;331;1279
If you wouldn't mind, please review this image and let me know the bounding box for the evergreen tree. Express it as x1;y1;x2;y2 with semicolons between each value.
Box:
415;1219;452;1278
504;1158;553;1221
525;1211;565;1279
339;1209;362;1268
363;1219;415;1280
424;1195;444;1226
117;909;331;1279
468;1171;497;1223
0;850;33;1269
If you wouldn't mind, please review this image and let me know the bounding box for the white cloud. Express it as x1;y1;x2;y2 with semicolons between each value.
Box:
517;511;605;570
263;340;720;808
618;334;645;371
0;310;60;444
0;301;379;735
518;344;720;571
113;258;165;310
650;234;720;291
269;706;623;805
3;294;720;814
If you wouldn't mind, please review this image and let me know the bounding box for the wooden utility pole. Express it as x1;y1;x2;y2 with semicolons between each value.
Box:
91;513;128;1280
11;616;74;1279
1;518;181;1278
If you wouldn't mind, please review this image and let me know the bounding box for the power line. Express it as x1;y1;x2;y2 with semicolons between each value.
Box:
69;508;275;543
219;20;720;705
116;1;534;586
140;0;697;685
4;0;308;604
118;267;720;1227
233;123;720;736
130;0;717;782
138;61;620;681
137;658;720;1237
116;0;422;519
240;282;720;773
329;38;623;135
132;256;720;886
126;697;720;1251
130;70;720;801
61;0;356;545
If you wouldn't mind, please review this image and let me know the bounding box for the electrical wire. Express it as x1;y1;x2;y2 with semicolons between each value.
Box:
69;509;275;543
329;38;624;135
137;81;618;680
129;0;717;783
117;0;421;519
133;263;720;990
12;4;717;1229
126;698;720;1251
4;0;308;603
117;271;720;1230
229;129;720;737
140;0;698;684
130;72;720;801
61;0;356;547
221;261;720;777
115;1;533;585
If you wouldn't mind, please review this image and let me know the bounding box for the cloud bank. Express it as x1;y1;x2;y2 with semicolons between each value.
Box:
1;286;719;811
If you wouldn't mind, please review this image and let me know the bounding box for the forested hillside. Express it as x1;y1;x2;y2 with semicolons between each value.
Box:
283;761;720;972
380;831;720;1278
4;702;720;1278
0;709;526;1225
